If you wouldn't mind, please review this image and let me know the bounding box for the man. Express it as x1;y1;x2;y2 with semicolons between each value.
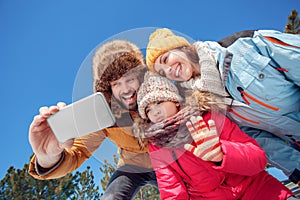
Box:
28;40;157;199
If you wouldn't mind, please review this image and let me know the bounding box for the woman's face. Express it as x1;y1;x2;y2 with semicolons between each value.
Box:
146;101;178;123
154;49;195;81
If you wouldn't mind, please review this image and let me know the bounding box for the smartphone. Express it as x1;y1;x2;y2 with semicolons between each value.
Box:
47;92;116;143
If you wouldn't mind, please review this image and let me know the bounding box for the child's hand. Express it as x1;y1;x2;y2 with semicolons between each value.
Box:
184;116;223;162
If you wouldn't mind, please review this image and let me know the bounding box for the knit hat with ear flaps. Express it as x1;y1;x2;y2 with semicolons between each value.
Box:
137;72;182;120
92;40;145;105
146;28;190;72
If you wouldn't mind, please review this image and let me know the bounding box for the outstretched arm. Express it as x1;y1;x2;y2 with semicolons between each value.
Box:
28;102;106;179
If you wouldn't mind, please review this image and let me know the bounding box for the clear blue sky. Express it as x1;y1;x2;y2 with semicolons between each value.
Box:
0;0;298;191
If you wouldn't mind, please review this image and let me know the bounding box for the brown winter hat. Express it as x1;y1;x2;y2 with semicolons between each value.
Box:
137;72;182;119
92;40;145;104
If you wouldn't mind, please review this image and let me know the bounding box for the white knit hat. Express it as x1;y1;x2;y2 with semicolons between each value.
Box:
137;72;182;119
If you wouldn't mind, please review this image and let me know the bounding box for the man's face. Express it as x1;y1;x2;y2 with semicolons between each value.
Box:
110;73;140;110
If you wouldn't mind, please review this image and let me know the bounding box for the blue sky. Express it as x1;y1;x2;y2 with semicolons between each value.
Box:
0;0;298;191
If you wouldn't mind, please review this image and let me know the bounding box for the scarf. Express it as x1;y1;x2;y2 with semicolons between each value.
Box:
179;41;231;97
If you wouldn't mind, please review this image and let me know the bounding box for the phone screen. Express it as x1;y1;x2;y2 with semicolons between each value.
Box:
47;92;115;143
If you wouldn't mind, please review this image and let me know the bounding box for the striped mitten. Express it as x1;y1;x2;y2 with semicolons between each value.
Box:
184;116;223;162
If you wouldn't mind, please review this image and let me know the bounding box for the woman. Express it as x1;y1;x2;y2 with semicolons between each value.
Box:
145;28;300;186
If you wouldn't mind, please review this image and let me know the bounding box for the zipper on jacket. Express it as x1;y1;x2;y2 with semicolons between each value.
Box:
237;87;279;111
275;67;289;72
229;108;260;125
263;36;299;73
172;150;191;180
264;36;300;49
287;135;300;149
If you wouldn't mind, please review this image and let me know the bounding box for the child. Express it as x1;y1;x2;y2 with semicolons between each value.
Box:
145;28;300;185
134;72;294;200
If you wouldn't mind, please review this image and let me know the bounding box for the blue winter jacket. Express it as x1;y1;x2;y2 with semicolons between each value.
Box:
204;30;300;183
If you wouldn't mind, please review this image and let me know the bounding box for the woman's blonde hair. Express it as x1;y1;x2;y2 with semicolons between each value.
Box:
178;86;227;113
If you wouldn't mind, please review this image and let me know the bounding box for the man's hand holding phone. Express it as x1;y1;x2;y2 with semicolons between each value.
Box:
29;92;115;169
28;102;74;169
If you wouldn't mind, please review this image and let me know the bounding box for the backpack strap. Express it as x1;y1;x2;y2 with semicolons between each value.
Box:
217;30;255;47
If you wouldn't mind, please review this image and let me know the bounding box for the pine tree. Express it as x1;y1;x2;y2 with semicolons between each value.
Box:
135;184;160;200
284;9;300;34
99;154;119;192
99;154;160;199
73;166;100;200
0;163;100;199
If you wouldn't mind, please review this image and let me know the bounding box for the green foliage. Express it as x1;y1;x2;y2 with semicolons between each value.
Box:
0;163;100;200
134;184;160;200
285;9;300;34
73;166;100;200
99;154;160;199
99;154;119;192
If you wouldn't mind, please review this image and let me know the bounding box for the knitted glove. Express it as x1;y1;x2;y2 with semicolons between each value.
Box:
184;116;223;162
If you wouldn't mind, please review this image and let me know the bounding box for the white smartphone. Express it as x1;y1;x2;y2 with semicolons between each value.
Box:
47;92;115;143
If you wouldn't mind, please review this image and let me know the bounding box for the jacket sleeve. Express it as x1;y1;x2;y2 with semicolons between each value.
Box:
28;130;106;179
207;113;267;176
154;166;189;200
149;144;189;200
242;126;300;182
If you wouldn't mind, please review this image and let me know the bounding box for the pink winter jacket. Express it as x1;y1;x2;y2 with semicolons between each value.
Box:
149;112;293;200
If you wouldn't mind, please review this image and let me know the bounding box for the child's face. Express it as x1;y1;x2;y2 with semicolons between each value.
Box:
146;101;179;123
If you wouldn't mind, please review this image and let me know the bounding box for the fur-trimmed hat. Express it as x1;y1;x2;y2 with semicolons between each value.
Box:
146;28;190;72
137;72;182;119
92;40;145;105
